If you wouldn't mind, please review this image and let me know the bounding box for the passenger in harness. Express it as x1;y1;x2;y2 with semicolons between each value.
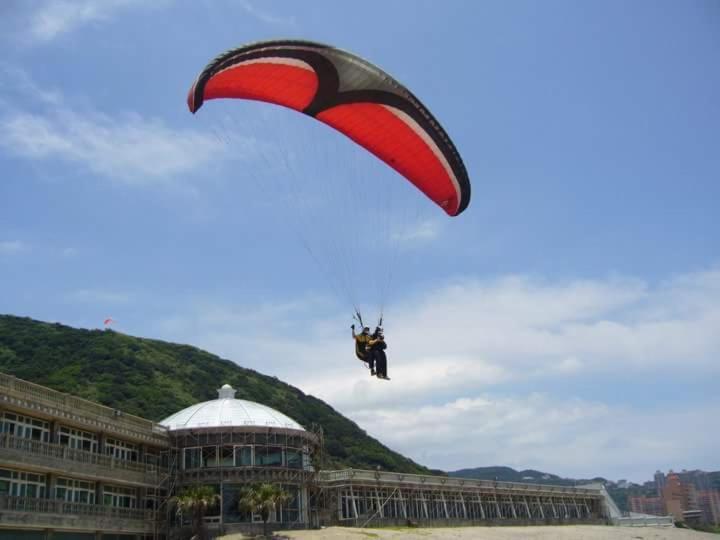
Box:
351;324;371;364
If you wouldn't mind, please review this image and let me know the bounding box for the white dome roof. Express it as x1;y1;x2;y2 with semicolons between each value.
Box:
160;384;305;431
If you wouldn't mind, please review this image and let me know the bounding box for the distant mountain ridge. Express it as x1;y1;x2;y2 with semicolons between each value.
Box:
0;314;429;474
449;466;607;485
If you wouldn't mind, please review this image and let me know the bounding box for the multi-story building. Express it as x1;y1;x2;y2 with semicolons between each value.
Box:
679;470;713;492
628;495;665;516
663;472;699;522
0;372;609;539
654;470;666;496
0;372;168;540
697;490;720;525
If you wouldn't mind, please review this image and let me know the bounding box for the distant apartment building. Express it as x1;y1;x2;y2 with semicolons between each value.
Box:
663;472;699;522
679;470;713;492
654;470;666;496
697;490;720;525
628;495;665;516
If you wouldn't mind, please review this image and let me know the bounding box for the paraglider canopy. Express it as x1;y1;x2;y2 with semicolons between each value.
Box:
187;39;470;216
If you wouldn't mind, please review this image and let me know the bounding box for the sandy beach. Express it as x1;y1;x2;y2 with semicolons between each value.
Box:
221;525;717;540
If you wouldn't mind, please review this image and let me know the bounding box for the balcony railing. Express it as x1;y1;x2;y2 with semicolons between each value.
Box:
0;433;167;477
0;372;168;443
319;469;602;497
0;494;154;521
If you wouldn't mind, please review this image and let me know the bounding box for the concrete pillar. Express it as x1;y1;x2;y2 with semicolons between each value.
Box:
49;420;58;444
96;481;104;507
47;473;57;500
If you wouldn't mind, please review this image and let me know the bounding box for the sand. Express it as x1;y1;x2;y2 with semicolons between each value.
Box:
221;524;717;540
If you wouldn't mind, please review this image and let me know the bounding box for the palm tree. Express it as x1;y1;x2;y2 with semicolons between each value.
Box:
238;483;290;538
172;485;220;540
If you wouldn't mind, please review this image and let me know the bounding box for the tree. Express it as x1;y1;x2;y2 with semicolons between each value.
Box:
172;485;220;540
238;483;290;538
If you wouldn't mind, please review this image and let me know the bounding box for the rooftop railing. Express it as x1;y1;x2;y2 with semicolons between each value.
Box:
0;372;168;443
319;469;602;497
0;494;154;521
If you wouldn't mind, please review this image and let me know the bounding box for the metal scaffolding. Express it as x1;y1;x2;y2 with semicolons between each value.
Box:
162;423;323;536
315;469;606;527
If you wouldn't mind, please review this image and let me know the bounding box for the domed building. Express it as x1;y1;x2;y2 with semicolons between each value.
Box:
0;371;610;540
160;384;321;531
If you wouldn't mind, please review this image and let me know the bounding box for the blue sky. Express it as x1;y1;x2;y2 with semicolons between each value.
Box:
1;0;719;482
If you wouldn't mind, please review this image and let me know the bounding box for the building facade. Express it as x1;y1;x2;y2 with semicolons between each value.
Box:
654;470;666;496
161;384;320;534
0;372;609;539
697;490;720;526
628;495;665;516
0;372;168;540
663;472;699;523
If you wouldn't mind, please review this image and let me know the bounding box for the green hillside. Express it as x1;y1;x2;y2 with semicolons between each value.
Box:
450;465;612;487
0;314;428;474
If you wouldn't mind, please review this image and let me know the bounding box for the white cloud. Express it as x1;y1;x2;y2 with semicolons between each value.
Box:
148;267;720;479
390;219;442;245
26;0;147;43
0;108;234;185
238;0;295;26
0;64;62;105
0;240;29;255
64;288;133;305
61;247;78;257
350;394;720;480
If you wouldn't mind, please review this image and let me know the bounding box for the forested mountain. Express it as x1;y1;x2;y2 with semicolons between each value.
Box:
449;466;607;485
0;314;428;474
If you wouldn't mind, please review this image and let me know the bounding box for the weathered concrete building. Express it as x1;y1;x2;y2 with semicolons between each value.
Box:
0;372;167;539
1;372;611;539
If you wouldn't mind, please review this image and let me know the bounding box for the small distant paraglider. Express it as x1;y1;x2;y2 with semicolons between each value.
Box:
103;317;116;330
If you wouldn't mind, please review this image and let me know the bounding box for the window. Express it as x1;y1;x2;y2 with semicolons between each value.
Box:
144;449;161;467
220;446;234;467
105;438;138;462
255;446;283;467
58;426;98;453
234;446;253;467
286;450;302;469
56;478;95;504
202;446;217;468
0;468;46;498
182;446;218;469
103;485;136;508
184;447;201;470
0;413;49;443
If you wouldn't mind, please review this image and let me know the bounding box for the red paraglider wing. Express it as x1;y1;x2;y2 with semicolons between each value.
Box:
188;40;470;216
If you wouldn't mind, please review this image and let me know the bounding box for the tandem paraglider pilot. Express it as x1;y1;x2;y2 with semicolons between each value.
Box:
352;324;389;380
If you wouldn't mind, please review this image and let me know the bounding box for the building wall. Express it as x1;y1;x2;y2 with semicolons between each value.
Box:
317;470;606;527
168;428;317;530
697;490;720;525
663;473;699;522
654;471;666;497
0;373;168;538
628;495;665;516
